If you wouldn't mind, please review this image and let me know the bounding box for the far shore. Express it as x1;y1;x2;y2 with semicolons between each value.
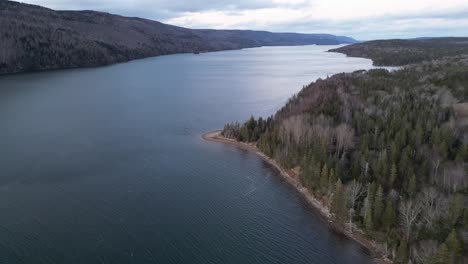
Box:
202;130;391;264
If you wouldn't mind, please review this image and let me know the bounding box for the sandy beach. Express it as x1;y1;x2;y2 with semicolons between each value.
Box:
202;130;391;263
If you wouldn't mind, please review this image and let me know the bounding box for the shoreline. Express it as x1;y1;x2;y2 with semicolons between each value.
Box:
0;45;348;76
202;130;391;264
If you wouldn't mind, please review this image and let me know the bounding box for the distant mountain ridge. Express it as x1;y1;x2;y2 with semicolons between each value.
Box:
0;0;356;74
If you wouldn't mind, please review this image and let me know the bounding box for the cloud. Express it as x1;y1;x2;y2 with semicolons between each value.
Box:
20;0;468;39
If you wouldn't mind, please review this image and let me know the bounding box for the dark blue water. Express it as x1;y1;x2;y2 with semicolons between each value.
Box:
0;46;376;264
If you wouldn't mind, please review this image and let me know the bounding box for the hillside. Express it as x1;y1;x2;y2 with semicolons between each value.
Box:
223;39;468;263
0;0;355;74
329;38;468;66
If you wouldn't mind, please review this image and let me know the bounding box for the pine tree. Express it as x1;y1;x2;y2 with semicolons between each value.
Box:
389;163;397;188
390;142;398;164
380;155;388;181
439;141;448;159
351;157;361;179
328;168;336;194
448;193;464;225
320;164;329;195
399;151;411;178
382;200;396;231
362;184;374;232
395;239;408;264
331;179;346;223
445;229;462;257
373;185;384;228
414;123;423;145
309;161;321;190
465;209;468;229
430;243;450;264
407;174;417;197
299;157;311;188
240;125;249;142
455;143;467;161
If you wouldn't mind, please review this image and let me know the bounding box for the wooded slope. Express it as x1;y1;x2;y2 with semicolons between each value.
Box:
0;0;355;74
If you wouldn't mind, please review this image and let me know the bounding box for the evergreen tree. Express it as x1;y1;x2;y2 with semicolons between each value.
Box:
328;168;336;194
430;243;450;264
320;164;329;195
382;200;396;231
465;209;468;229
310;160;320;190
240;125;249;142
407;174;417;197
311;162;321;190
448;193;464;225
362;184;374;232
390;142;398;164
445;229;462;257
331;179;346;223
379;155;388;181
395;239;408;264
399;150;411;178
350;157;361;179
455;143;467;161
373;185;384;228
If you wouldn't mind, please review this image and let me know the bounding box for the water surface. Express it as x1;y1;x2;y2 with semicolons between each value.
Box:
0;45;376;263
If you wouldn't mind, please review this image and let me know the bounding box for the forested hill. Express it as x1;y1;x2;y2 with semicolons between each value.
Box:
223;40;468;263
329;38;468;66
0;0;355;74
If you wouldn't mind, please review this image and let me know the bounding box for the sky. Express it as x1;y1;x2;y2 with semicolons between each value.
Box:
21;0;468;40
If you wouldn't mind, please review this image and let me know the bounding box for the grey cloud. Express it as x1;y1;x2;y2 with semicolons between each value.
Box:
20;0;468;40
144;0;278;12
29;0;308;13
245;7;468;40
27;0;310;22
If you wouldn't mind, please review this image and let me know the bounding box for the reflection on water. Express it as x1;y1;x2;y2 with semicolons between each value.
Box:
0;45;376;263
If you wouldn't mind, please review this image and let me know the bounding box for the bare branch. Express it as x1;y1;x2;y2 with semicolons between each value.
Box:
399;199;422;240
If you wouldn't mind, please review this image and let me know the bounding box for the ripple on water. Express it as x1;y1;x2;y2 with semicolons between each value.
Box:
0;45;375;264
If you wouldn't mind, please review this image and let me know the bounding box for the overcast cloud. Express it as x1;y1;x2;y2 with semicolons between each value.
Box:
20;0;468;40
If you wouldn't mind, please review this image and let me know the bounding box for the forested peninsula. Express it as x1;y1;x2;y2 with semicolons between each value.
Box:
215;38;468;263
329;38;468;66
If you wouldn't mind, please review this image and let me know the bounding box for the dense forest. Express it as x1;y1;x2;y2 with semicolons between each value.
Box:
0;0;355;74
222;41;468;263
329;38;468;66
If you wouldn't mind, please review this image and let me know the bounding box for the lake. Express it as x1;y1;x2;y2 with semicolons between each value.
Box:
0;45;376;263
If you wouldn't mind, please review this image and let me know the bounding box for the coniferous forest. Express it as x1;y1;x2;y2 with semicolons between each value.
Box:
222;39;468;263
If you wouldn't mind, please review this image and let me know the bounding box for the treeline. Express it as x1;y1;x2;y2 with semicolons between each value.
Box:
221;116;273;142
223;56;468;263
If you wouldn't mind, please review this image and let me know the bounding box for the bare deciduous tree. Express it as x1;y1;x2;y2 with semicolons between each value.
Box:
388;189;399;205
280;115;307;145
280;115;334;147
337;87;352;123
411;240;439;264
430;149;442;184
347;180;365;210
346;180;365;232
335;123;354;159
441;162;467;193
418;187;448;229
399;199;422;240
